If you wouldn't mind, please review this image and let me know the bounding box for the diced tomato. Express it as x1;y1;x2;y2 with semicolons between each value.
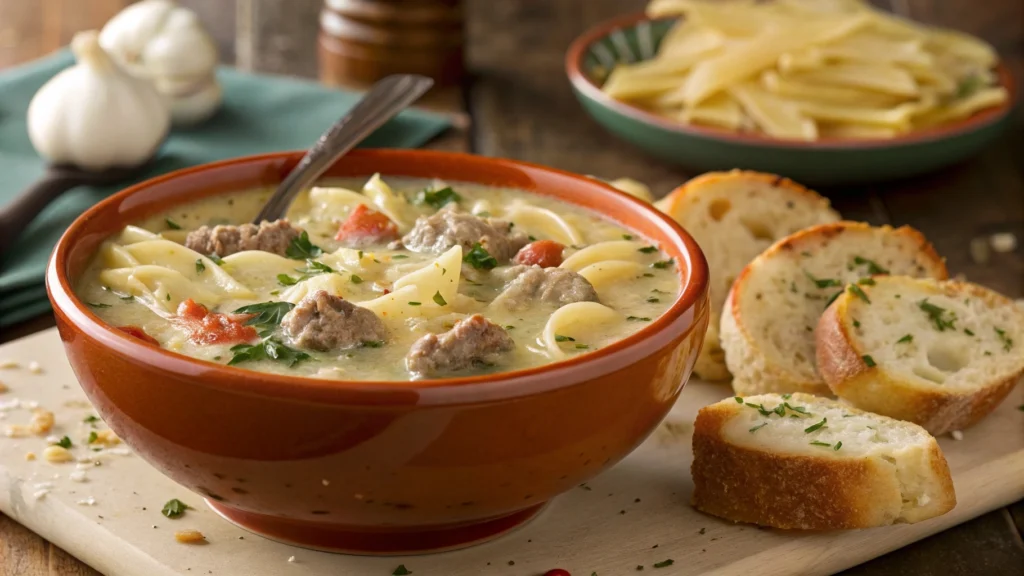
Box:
118;325;160;346
514;239;565;268
174;299;258;346
335;204;399;245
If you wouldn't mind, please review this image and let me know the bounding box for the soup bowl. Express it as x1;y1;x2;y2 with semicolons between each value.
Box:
46;149;709;554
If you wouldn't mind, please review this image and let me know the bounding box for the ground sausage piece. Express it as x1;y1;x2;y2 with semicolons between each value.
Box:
491;265;599;311
185;219;300;257
406;314;515;376
401;209;528;262
281;290;388;351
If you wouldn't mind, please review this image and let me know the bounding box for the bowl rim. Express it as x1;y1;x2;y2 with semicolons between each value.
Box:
47;149;709;407
565;11;1016;150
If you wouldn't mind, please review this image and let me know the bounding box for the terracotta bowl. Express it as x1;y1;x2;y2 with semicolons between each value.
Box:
46;150;709;555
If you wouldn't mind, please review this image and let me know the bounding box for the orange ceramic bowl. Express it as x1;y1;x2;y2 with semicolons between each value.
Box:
46;150;709;554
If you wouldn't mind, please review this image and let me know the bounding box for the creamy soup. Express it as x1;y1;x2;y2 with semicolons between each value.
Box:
75;176;681;381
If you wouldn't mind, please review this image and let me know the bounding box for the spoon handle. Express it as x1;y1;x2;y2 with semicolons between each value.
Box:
253;74;434;224
0;167;83;256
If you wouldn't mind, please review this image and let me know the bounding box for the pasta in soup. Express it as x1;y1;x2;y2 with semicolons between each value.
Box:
75;176;681;381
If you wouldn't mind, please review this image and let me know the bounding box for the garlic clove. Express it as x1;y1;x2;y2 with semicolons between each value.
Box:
27;30;170;171
98;0;178;68
142;10;218;79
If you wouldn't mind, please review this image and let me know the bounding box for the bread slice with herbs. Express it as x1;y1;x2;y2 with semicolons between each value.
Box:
816;276;1024;435
691;393;956;529
720;221;948;396
655;171;840;381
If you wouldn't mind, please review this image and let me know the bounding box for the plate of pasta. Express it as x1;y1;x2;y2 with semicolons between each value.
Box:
566;0;1015;184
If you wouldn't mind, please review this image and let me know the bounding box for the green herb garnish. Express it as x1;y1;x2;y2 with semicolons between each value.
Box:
749;422;768;433
277;259;336;286
651;259;674;269
834;441;842;451
647;297;660;303
897;334;913;344
862;354;877;367
638;246;658;254
918;299;955;331
165;218;182;230
285;231;323;260
415;186;461;209
995;327;1013;351
391;254;409;260
853;319;861;328
87;431;98;444
804;270;841;289
734;396;744;404
392;566;412;576
408;302;422;306
804;418;827;433
964;328;975;336
161;499;189;519
627;316;652;322
653;560;674;569
55;436;72;449
87;302;111;308
858;277;876;285
955;75;984;99
810;441;832;447
555;334;576;342
193;259;206;274
234;301;295;331
463;243;498;270
853;256;889;275
824;290;843;308
207;253;224;266
848;284;871;303
228;339;310;367
430;291;447;306
575;344;590;350
83;415;100;425
362;340;384;348
622;234;634;240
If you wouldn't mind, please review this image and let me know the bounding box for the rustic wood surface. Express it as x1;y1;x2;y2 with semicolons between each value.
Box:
0;0;1021;574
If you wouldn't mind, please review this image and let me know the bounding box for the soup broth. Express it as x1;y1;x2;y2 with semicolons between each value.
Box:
75;177;681;381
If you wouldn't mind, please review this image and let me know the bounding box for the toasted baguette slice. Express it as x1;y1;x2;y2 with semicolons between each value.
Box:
691;393;956;529
721;221;947;396
817;276;1024;435
655;171;840;380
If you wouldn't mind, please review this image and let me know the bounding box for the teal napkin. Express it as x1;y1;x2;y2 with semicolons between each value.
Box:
0;50;450;327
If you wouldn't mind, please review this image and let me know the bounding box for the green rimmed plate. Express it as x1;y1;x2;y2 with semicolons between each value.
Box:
565;12;1016;185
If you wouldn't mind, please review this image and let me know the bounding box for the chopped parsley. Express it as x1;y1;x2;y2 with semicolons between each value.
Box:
504;325;515;330
955;74;985;99
848;284;871;303
749;422;768;433
408;301;422;306
554;334;576;342
87;302;111;308
392;565;412;576
809;440;832;447
391;254;409;260
234;301;295;331
228;339;310;368
165;218;182;230
834;441;843;451
858;277;876;285
896;334;913;344
87;431;98;444
653;559;675;569
361;340;385;348
853;256;889;275
964;328;975;336
277;259;336;286
626;316;652;322
415;186;461;209
207;253;224;266
824;290;843;308
638;246;658;254
575;344;590;349
622;234;634;240
463;243;498;270
161;499;189;518
651;259;674;269
55;436;72;449
194;259;206;274
804;270;841;289
804;418;827;433
647;297;660;303
285;231;323;260
995;327;1013;351
862;354;877;367
918;299;955;331
432;291;448;306
83;415;100;425
734;396;744;403
642;273;654;278
853;319;861;328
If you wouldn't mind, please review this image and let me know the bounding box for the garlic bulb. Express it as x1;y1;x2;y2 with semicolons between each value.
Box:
27;31;170;171
99;0;221;125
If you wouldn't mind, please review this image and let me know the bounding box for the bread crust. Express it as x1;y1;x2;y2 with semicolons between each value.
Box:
722;221;948;397
661;170;839;382
817;278;1024;435
691;399;957;529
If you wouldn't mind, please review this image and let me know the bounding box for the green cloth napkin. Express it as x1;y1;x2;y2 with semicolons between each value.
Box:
0;50;450;327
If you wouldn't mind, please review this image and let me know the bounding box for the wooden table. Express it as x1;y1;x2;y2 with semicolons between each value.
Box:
1;1;1022;574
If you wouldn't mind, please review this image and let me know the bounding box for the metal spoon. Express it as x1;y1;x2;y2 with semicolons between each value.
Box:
253;74;434;224
0;161;156;255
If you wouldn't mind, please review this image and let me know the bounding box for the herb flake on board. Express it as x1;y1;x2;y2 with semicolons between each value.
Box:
161;498;189;518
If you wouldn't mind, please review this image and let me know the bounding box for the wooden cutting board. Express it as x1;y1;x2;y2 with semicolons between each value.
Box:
1;328;1022;576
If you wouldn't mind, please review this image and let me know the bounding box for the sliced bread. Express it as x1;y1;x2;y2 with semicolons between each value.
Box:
691;393;956;529
817;276;1024;435
720;221;948;396
655;171;840;380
